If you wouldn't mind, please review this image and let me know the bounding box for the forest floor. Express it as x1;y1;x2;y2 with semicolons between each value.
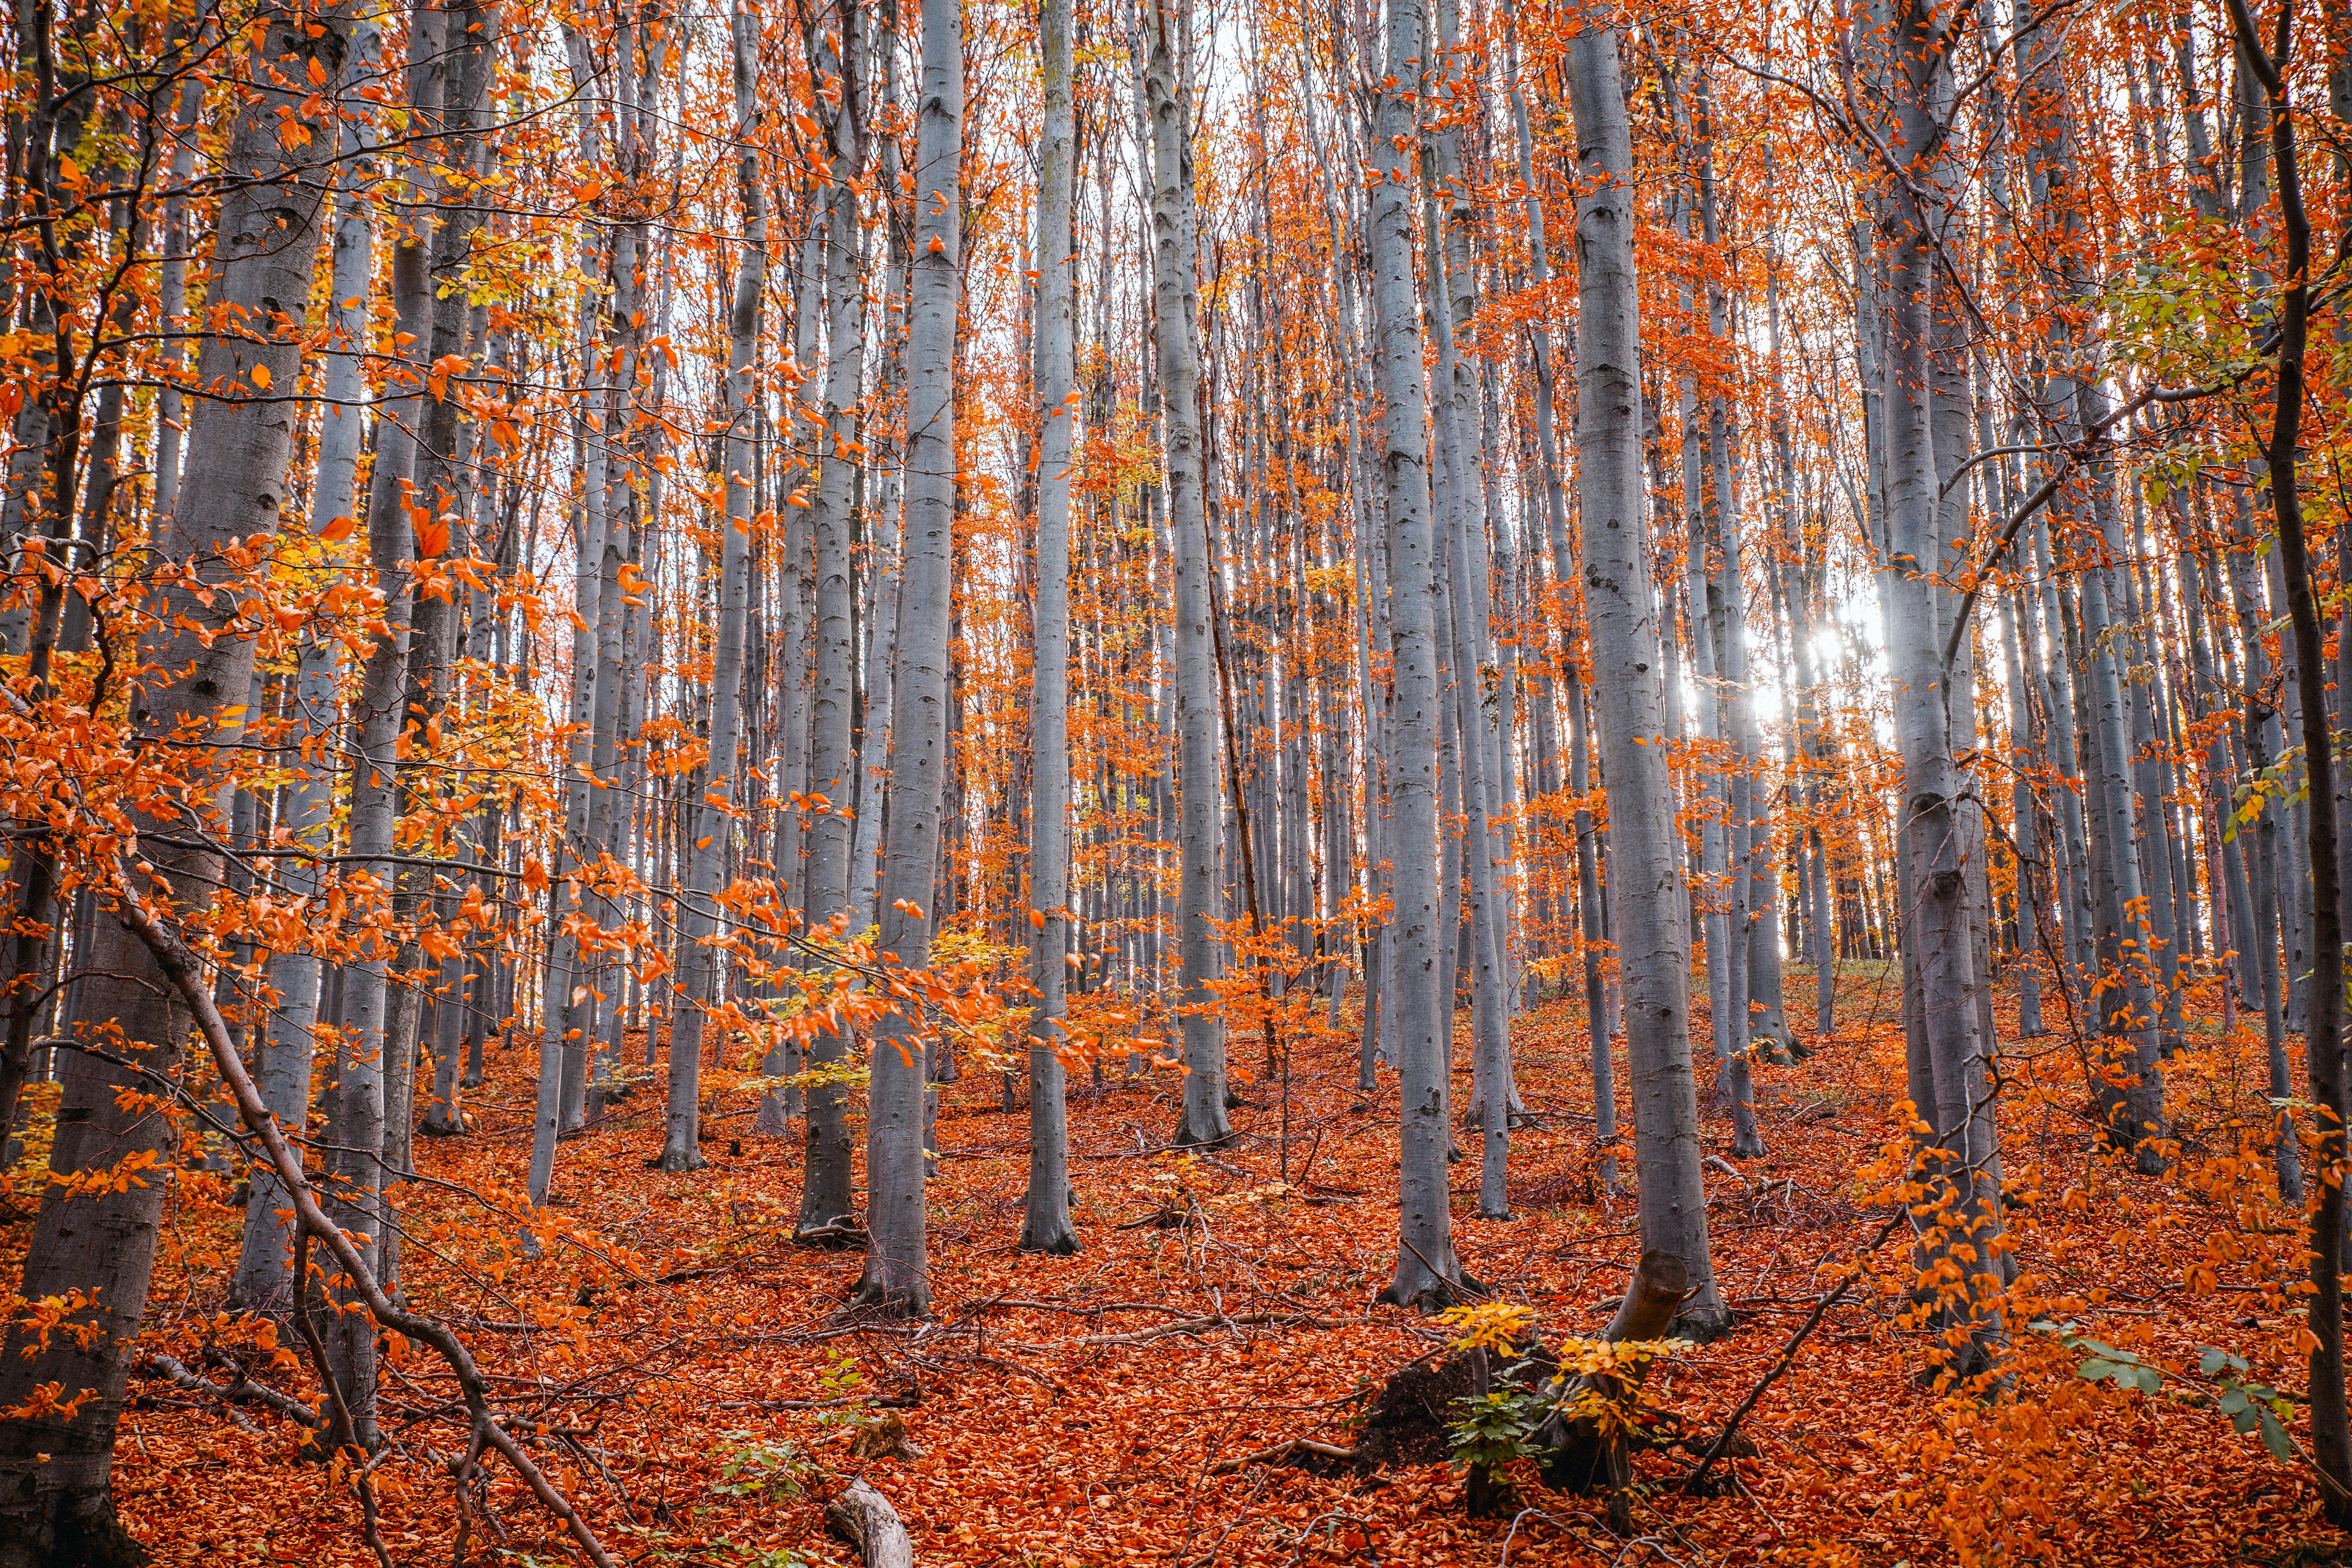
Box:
27;961;2352;1567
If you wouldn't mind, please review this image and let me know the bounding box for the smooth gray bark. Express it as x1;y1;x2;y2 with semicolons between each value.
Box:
530;24;620;1201
661;0;768;1175
321;0;449;1432
1022;0;1080;1254
1365;0;1459;1310
1875;0;2007;1369
232;17;380;1308
1564;25;1728;1336
852;0;960;1314
0;7;358;1551
1419;178;1512;1216
793;0;871;1228
1147;0;1229;1150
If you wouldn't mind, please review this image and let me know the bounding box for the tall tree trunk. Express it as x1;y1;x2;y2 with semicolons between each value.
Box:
1511;64;1615;1157
1148;0;1229;1150
851;69;911;933
1564;23;1728;1336
1420;178;1513;1216
0;7;359;1552
1022;0;1080;1254
321;0;447;1436
232;16;382;1306
792;0;874;1227
661;0;768;1176
2220;0;2351;1513
852;0;961;1314
1875;0;2005;1373
1363;0;1460;1311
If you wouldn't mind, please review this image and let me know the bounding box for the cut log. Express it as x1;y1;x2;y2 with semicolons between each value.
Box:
826;1475;914;1568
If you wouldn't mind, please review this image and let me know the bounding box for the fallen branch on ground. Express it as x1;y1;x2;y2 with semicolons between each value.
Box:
144;1353;320;1428
1206;1437;1360;1475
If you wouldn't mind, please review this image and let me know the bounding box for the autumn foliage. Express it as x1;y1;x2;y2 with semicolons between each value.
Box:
0;0;2350;1563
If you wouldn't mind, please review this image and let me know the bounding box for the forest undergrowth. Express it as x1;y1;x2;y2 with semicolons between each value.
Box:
13;961;2333;1568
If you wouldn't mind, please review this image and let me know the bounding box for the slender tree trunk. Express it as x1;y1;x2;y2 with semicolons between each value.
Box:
661;0;768;1176
790;0;874;1226
852;0;961;1314
0;8;359;1552
1361;0;1461;1311
851;101;910;931
2219;0;2350;1512
1148;0;1229;1150
1875;0;2006;1372
321;0;450;1434
1564;23;1728;1336
232;18;381;1306
1022;0;1080;1253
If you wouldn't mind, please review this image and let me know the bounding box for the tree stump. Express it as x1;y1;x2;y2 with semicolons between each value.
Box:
825;1476;914;1568
1540;1247;1691;1515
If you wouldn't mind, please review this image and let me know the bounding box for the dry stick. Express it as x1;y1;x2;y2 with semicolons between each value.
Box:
1681;1207;1909;1495
1205;1436;1360;1475
1933;382;2166;675
285;1227;393;1568
145;1353;319;1426
111;861;623;1568
451;1420;489;1568
1933;341;2307;678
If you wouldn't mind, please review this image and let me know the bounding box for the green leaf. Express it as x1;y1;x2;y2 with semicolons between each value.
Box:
2219;1385;2250;1416
2231;1406;2260;1435
2259;1407;2295;1461
2132;1365;2162;1396
2078;1358;2121;1381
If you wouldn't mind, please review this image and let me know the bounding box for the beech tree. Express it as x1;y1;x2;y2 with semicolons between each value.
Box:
5;0;2352;1556
0;6;362;1551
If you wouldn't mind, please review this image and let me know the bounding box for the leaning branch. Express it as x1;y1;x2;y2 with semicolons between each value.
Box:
1681;1208;1909;1495
1935;368;2258;675
107;858;622;1568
